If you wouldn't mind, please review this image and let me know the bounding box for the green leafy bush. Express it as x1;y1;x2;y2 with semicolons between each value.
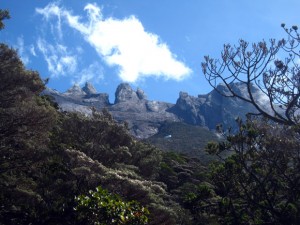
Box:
75;186;149;225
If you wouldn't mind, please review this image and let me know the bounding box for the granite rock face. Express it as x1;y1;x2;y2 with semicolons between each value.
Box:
111;83;178;138
115;83;140;103
172;83;260;130
82;82;97;96
43;83;110;115
65;84;86;96
44;82;267;138
43;82;178;138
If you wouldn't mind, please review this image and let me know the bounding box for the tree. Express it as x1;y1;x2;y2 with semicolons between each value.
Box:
51;110;133;168
201;25;300;126
74;186;149;225
205;119;300;224
0;43;57;173
200;26;300;224
0;43;58;223
0;9;10;30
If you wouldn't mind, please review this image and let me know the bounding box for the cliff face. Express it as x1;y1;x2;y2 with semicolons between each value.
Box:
43;82;178;138
43;82;264;138
110;83;178;138
43;82;110;116
172;83;259;130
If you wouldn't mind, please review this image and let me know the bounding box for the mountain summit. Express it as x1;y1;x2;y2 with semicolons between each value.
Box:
65;84;86;96
82;82;97;96
115;83;141;103
43;82;265;138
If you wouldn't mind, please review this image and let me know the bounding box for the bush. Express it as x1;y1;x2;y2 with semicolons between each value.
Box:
74;186;149;225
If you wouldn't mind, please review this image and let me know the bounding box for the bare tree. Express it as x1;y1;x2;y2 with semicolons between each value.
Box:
202;25;300;126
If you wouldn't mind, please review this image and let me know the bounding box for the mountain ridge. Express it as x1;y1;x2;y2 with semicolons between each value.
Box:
43;82;261;139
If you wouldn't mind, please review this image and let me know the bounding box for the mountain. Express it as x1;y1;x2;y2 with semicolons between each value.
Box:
172;83;261;130
43;82;265;158
44;82;179;139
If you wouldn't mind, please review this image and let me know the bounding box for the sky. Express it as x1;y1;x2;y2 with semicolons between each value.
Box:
1;0;300;103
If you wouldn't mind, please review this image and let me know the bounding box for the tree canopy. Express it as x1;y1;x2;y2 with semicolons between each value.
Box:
202;25;300;126
0;41;200;224
198;26;300;224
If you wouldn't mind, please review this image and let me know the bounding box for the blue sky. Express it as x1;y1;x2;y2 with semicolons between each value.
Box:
1;0;300;103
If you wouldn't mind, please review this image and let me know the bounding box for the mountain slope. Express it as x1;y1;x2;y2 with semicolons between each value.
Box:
146;122;221;164
44;82;267;139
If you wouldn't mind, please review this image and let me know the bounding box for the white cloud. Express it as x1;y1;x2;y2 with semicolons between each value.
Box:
37;38;77;77
36;3;192;82
16;36;30;65
72;62;104;85
30;45;37;56
36;2;63;39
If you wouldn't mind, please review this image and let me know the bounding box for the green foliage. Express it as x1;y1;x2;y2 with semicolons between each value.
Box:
158;152;203;190
74;186;149;225
205;142;220;155
203;119;300;224
0;39;189;224
51;110;132;166
0;43;57;152
0;43;59;224
0;44;57;179
50;110;162;180
148;122;220;164
128;141;162;179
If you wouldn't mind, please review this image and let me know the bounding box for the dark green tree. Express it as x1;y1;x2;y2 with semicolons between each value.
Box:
206;119;300;224
0;43;58;224
0;43;57;173
0;9;10;30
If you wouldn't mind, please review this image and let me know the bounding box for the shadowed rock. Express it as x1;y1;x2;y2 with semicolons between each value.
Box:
82;82;97;96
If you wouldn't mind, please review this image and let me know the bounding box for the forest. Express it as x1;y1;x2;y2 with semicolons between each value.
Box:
1;9;300;225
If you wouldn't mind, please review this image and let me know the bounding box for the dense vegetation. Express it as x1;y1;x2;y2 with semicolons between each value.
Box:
0;42;209;224
1;13;300;224
147;122;220;164
200;25;300;224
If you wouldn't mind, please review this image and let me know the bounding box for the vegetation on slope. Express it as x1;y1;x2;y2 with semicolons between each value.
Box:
0;41;210;224
0;43;179;224
2;12;300;224
147;122;220;164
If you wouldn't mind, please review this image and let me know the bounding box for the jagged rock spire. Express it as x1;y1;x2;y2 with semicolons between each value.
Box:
115;83;144;104
65;84;85;96
82;82;97;95
136;88;147;100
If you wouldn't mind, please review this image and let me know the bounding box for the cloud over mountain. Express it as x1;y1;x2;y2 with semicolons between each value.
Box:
36;2;192;83
36;38;77;77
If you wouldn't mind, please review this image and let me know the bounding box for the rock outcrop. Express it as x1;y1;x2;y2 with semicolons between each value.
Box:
43;83;110;115
115;83;140;103
111;83;178;138
172;83;259;130
43;82;267;138
82;82;97;96
65;84;86;96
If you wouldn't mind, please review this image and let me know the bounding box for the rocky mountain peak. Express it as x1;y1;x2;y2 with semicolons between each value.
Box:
136;88;147;100
82;82;97;96
115;83;140;104
65;84;85;96
177;92;198;110
179;91;189;99
45;81;271;139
